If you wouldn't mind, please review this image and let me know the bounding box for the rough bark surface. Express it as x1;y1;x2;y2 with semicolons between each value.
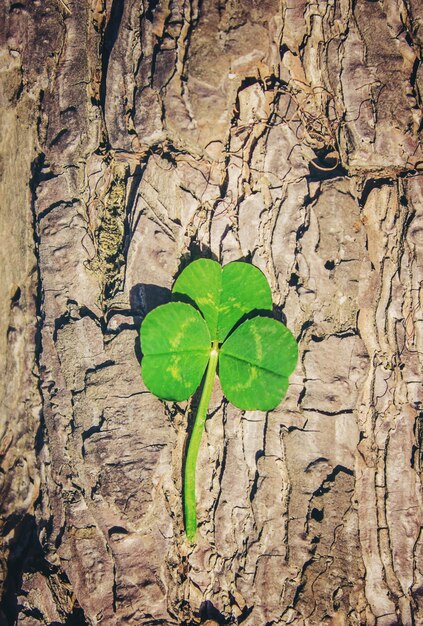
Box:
1;0;422;625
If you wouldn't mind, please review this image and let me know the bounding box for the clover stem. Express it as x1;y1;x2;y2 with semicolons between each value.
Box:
184;340;219;542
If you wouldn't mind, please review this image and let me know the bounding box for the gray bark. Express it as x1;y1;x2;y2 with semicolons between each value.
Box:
1;0;422;624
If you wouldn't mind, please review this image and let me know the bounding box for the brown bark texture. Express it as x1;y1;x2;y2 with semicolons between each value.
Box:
0;0;423;624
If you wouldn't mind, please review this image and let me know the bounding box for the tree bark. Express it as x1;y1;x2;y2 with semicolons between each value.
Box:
1;0;422;625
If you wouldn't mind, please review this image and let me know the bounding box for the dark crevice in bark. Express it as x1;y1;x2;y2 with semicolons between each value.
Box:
99;0;125;114
199;599;226;624
412;413;423;484
0;515;89;626
359;177;395;207
307;150;347;181
292;558;314;606
312;465;354;498
79;305;104;327
186;238;215;264
295;221;308;241
249;449;264;503
37;198;78;222
62;606;90;625
145;0;160;22
176;241;216;278
409;57;421;107
0;516;37;624
303;407;354;417
82;411;106;457
29;152;45;372
52;309;72;341
123;163;144;266
296;320;314;343
289;271;300;286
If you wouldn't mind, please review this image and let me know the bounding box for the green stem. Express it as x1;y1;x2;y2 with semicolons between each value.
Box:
184;340;219;542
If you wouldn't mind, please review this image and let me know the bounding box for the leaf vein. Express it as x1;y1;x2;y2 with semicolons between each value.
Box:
220;351;287;378
144;349;210;357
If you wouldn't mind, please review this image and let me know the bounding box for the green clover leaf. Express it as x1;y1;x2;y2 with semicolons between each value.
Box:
140;302;211;401
172;258;273;341
219;316;298;411
139;259;298;541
